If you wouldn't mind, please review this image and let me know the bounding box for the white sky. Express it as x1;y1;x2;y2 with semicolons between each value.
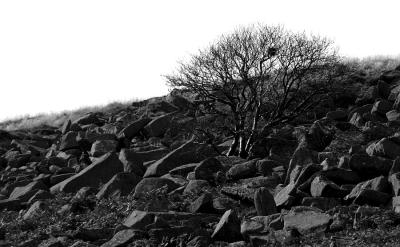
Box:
0;0;399;121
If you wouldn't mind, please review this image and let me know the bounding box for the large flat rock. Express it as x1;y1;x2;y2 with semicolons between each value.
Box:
50;152;123;194
143;139;218;177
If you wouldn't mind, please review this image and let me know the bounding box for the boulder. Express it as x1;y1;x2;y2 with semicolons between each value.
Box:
301;197;340;211
169;163;198;177
393;196;400;213
50;152;124;194
345;176;391;206
144;113;174;137
349;153;393;178
283;207;331;235
254;187;277;216
304;121;335;152
144;139;218;177
118;149;145;176
256;159;281;176
9;180;47;202
183;180;210;195
117;118;151;140
274;183;296;208
5;153;31;168
59;131;80;151
193;157;224;182
189;193;214;213
134;148;169;163
241;214;283;239
310;175;347;198
386;110;400;123
371;100;392;116
366;138;400;159
133;177;179;198
90;140;118;158
345;188;391;206
61;120;72;135
27;190;54;204
96;172;142;199
211;210;242;242
389;173;400;196
349;112;365;127
226;159;258;181
284;146;318;184
321;167;362;185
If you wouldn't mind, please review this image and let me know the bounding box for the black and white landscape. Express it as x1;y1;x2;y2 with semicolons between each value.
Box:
1;1;400;246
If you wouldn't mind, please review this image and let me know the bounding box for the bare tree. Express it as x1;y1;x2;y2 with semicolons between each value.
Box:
165;24;339;157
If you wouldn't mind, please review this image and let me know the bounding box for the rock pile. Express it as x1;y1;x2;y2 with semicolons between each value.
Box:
2;67;400;246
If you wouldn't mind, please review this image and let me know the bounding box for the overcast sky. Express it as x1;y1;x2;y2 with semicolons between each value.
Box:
0;0;399;121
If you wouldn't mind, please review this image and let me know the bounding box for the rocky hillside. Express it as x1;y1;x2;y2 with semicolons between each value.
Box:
1;65;400;246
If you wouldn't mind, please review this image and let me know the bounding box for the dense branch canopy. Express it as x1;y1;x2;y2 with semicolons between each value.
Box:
165;24;339;156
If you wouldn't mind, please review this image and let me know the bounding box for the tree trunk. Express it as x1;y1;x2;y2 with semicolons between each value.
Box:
245;104;261;153
227;134;239;156
239;134;247;158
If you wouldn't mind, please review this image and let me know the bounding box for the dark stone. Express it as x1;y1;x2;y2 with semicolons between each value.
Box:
349;153;392;178
254;187;277;216
50;152;124;194
96;172;142;199
211;210;242;242
133;177;179;198
226;159;258;181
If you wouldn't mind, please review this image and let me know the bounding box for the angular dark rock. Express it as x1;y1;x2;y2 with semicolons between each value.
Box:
211;210;242;242
169;163;198;177
254;187;277;216
386;110;400;123
183;179;210;195
189;193;214;213
90;140;118;158
283;206;331;235
349;153;392;177
345;177;391;206
96;172;141;199
389;172;400;196
144;140;218;178
371;100;392;115
144;113;174;137
274;183;296;208
59;131;80;151
193;157;224;182
9;180;47;202
50;152;124;194
226;159;258;181
301;197;340;211
133;177;179;198
310;175;347;198
117;118;151;140
118;149;145;176
366;138;400;159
